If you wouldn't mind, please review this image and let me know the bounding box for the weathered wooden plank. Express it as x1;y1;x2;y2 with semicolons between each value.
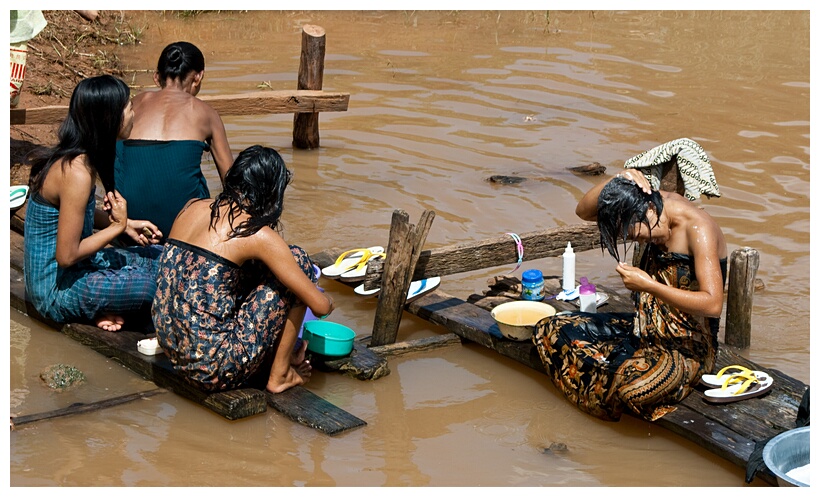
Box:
371;210;414;345
311;341;390;380
10;90;350;125
60;323;268;421
10;229;25;272
368;333;463;357
403;285;804;484
372;209;435;346
266;388;366;436
11;388;166;427
410;223;601;281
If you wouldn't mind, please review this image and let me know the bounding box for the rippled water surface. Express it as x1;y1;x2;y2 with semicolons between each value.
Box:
9;10;810;487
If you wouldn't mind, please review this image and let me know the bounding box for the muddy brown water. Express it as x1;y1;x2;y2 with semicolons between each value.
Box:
8;11;809;486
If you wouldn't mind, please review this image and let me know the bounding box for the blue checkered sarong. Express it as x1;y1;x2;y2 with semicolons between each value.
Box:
24;187;162;323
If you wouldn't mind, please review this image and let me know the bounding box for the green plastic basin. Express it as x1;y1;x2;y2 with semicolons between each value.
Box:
302;320;355;357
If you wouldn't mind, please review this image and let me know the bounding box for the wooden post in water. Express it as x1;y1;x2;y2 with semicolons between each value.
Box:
370;209;435;346
293;24;326;149
724;247;759;349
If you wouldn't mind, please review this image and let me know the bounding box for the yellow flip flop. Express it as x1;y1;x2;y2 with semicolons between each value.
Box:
339;252;386;282
321;246;384;279
700;364;770;388
703;371;774;404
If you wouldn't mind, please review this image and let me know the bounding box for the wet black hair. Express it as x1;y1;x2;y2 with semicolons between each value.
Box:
156;41;205;84
28;75;130;194
209;145;292;239
596;176;664;262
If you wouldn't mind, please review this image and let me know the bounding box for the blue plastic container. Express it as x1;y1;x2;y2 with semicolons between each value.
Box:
302;320;356;357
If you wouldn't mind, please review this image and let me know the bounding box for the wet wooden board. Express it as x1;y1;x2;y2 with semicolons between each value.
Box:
9;231;366;433
402;286;806;486
266;389;366;436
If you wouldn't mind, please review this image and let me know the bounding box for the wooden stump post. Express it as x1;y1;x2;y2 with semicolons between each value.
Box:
293;24;326;149
370;209;435;346
724;247;759;349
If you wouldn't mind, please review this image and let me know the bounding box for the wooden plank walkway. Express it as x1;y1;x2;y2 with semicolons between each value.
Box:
9;211;366;435
310;249;808;486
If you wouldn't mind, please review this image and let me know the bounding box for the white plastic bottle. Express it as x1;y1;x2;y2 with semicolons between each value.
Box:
562;242;575;292
579;277;597;313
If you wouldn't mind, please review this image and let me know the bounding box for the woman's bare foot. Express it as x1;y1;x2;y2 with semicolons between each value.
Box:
266;341;314;393
266;365;308;394
96;314;124;332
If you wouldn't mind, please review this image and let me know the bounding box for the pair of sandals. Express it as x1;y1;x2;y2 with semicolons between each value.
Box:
701;365;774;404
321;246;385;282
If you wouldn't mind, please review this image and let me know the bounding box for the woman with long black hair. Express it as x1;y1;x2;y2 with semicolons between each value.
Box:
24;75;163;331
152;145;333;394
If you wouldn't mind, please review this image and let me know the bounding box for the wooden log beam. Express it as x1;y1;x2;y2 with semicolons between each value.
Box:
10;90;349;125
293;24;326;149
725;247;759;349
406;222;601;281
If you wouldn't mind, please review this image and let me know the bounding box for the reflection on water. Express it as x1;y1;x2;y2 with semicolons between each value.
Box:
10;10;807;486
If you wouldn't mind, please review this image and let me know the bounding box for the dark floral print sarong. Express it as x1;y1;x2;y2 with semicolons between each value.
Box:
152;239;316;392
533;245;726;421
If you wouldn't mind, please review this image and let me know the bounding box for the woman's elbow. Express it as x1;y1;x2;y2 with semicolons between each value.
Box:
55;253;79;268
703;299;724;318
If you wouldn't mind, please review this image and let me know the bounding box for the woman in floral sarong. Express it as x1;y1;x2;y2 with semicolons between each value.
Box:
152;145;333;394
533;171;727;421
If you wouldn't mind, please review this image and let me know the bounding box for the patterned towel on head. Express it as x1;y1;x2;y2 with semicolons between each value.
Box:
623;138;721;201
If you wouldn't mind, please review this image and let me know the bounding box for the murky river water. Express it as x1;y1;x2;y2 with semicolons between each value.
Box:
9;10;810;486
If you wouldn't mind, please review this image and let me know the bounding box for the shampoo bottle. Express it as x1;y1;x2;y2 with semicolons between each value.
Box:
562;242;575;292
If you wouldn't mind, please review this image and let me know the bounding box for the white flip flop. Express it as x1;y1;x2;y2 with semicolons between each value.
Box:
406;276;441;302
10;185;29;210
703;372;773;404
321;246;384;278
354;276;441;302
700;365;771;388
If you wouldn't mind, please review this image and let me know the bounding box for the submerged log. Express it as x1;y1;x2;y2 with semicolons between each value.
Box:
11;388;166;427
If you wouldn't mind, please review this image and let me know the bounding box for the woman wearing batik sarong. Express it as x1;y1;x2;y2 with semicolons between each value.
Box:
152;146;333;394
533;171;727;421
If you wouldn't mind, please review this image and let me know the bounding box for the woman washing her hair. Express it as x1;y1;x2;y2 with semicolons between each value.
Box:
24;75;163;332
114;41;234;242
153;145;333;394
533;169;727;421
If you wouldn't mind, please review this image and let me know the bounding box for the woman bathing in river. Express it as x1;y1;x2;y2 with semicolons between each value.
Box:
152;145;333;393
533;169;727;421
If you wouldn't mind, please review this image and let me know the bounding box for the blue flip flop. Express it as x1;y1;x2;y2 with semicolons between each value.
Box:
10;185;29;210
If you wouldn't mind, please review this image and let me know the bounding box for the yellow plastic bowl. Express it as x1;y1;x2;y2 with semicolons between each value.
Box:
491;301;556;341
302;320;356;357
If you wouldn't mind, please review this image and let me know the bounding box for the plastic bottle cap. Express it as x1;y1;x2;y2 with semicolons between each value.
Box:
522;269;544;283
564;242;573;255
579;276;596;295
